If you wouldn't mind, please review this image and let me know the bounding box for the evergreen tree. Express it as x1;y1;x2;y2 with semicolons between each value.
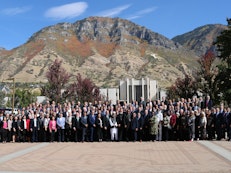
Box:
214;18;231;104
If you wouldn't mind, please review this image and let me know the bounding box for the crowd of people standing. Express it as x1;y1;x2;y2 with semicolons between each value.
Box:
0;95;231;143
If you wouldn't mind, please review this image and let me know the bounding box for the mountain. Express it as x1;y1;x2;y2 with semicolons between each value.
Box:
172;24;227;57
0;17;200;88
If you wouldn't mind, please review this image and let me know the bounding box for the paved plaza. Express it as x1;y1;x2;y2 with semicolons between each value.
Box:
0;141;230;173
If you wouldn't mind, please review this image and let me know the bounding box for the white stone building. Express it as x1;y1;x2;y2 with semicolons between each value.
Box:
119;78;158;103
99;88;119;105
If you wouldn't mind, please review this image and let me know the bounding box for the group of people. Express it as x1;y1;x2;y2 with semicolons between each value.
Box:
0;95;231;143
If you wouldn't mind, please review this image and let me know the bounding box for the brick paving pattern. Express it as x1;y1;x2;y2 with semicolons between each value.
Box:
0;141;230;173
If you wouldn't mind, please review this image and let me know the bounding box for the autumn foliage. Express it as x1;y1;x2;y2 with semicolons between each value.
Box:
198;50;216;80
11;40;45;76
55;35;92;58
42;59;100;103
42;59;70;103
94;42;116;58
73;74;100;103
167;74;198;100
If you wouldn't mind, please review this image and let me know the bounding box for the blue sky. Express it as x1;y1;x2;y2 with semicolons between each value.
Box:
0;0;230;50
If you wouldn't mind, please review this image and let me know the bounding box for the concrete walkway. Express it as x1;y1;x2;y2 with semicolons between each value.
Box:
0;141;230;173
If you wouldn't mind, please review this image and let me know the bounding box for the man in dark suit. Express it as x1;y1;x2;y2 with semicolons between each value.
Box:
102;110;110;141
137;112;144;142
139;97;146;109
123;109;132;142
226;108;231;141
117;108;125;141
214;107;224;140
72;112;81;142
81;111;88;142
0;113;3;142
30;113;40;142
203;95;213;110
142;109;151;141
131;112;138;142
88;110;96;142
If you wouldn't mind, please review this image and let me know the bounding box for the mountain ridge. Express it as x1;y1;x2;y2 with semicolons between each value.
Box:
172;24;227;56
0;17;225;88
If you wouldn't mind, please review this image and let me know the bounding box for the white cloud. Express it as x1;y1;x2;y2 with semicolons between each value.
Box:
1;6;31;16
127;7;157;20
97;4;131;17
127;15;141;20
137;7;157;15
45;2;88;20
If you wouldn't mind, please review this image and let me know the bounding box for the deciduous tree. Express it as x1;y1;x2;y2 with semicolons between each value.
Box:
71;73;100;103
197;50;219;104
41;59;70;103
167;74;198;100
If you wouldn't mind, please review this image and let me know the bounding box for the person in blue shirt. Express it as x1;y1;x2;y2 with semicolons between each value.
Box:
57;113;65;142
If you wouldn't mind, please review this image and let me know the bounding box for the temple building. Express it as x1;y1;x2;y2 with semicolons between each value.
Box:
119;78;159;103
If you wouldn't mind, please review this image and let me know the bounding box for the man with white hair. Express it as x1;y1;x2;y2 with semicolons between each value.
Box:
156;107;163;141
109;111;118;141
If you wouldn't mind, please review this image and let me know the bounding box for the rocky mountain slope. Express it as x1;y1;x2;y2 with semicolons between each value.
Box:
0;17;200;88
172;24;227;57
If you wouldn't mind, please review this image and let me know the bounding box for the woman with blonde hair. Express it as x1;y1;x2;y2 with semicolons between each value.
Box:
200;111;207;140
7;115;13;142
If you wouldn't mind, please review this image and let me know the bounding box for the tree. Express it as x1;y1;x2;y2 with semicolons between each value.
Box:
70;73;100;103
214;18;231;104
167;74;198;100
0;91;6;107
14;89;37;108
42;59;70;103
197;50;219;104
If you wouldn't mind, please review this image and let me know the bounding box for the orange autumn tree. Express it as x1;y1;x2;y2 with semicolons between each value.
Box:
196;50;219;103
167;74;198;100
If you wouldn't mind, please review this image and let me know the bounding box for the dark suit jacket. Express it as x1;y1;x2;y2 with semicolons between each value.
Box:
30;118;40;129
137;116;144;129
131;117;138;130
0;120;3;129
88;114;96;127
103;115;110;128
72;117;81;130
214;112;224;127
203;99;213;109
117;113;125;127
